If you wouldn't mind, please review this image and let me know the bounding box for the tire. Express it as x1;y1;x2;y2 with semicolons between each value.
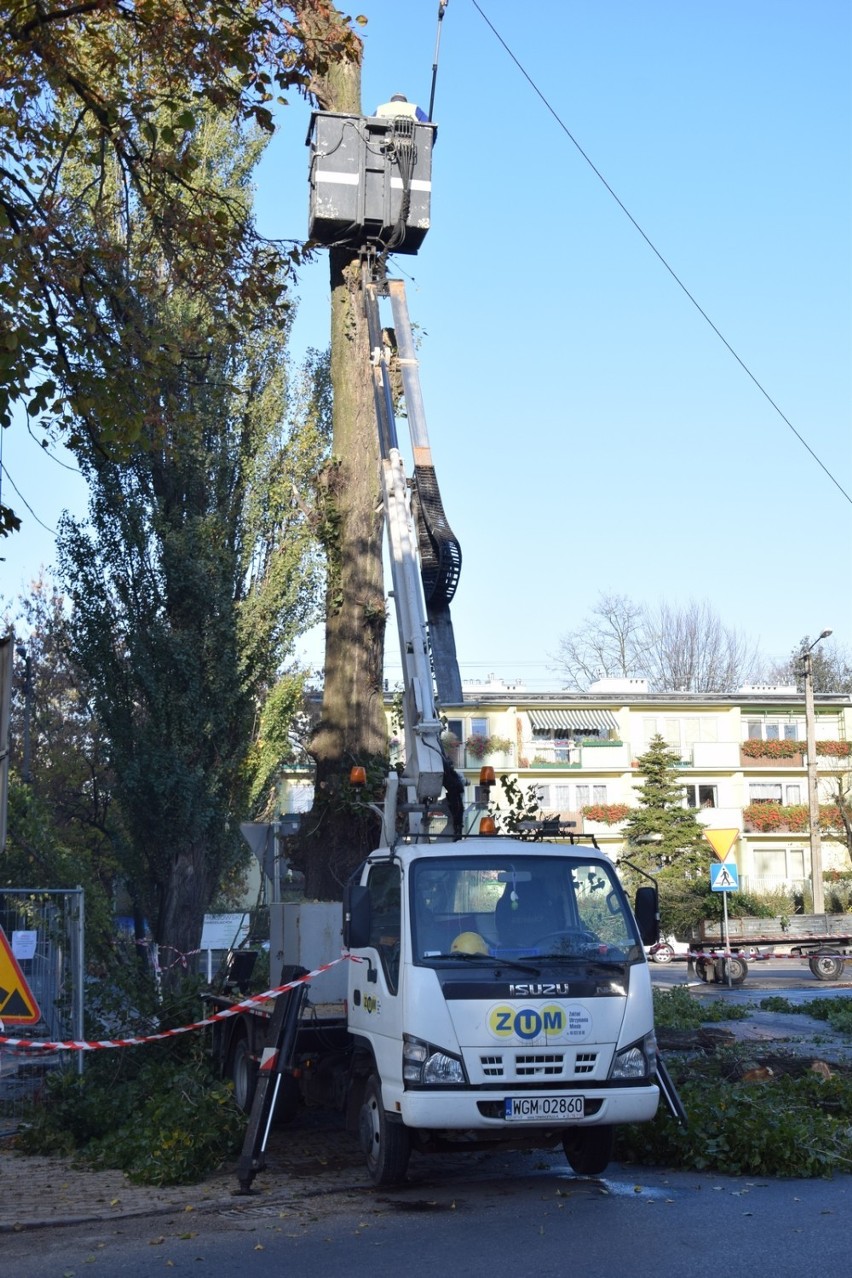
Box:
229;1032;258;1113
809;954;845;982
695;957;713;983
652;944;674;964
359;1075;411;1186
720;956;748;986
562;1125;615;1177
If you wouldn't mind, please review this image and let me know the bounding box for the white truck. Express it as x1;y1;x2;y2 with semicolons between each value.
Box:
218;110;678;1190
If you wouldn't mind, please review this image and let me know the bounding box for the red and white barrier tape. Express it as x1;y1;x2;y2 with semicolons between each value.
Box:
669;949;849;963
0;956;353;1052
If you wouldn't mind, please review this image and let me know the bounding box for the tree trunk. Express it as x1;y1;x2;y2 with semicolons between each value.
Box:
294;13;387;899
155;843;214;988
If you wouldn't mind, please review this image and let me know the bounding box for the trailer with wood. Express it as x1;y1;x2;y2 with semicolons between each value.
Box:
690;914;852;984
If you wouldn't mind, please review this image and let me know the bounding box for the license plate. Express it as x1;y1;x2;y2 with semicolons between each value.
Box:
504;1095;585;1121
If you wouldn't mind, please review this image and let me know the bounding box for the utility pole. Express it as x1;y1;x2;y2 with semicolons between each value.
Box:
803;629;832;914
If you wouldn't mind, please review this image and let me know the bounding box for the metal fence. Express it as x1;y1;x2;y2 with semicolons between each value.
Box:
0;888;84;1134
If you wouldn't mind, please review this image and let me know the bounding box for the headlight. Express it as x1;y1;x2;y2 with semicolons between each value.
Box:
610;1031;656;1080
403;1034;467;1086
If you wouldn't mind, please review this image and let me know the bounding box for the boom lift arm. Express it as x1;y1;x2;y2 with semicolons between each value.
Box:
362;262;464;835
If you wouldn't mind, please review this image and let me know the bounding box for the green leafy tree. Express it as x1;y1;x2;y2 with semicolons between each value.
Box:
623;734;709;935
771;637;852;694
55;109;327;980
2;578;121;958
0;0;360;535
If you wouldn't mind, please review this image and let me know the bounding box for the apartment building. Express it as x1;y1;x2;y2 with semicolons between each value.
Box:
281;677;852;901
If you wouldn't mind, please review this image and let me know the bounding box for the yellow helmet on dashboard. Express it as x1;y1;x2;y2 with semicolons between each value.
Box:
451;931;489;955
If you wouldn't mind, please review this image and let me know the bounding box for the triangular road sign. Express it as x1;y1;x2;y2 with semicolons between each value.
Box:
703;828;739;861
0;924;41;1024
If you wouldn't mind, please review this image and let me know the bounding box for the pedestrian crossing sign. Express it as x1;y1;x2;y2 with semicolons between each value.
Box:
0;924;41;1024
710;862;739;893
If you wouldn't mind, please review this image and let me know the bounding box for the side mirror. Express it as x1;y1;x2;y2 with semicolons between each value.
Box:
344;883;371;949
634;886;660;946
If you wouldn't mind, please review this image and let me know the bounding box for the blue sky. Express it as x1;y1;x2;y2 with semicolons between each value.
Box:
2;0;850;689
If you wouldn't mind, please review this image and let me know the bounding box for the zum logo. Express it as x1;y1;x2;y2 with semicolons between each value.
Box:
488;1003;566;1041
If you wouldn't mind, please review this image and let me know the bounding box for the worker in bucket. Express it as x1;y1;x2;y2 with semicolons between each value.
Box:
374;93;429;122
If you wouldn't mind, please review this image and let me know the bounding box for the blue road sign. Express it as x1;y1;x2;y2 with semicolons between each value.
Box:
710;862;739;892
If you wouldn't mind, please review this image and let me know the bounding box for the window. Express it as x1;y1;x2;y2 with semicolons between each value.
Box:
749;783;783;804
470;716;488;738
367;862;401;993
445;717;463;741
575;785;590;807
592;785;607;804
785;784;801;804
553;784;572;807
744;718;803;742
685;785;717;808
643;716;719;750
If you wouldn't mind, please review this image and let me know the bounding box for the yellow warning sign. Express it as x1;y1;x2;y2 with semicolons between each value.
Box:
703;828;740;862
0;924;41;1024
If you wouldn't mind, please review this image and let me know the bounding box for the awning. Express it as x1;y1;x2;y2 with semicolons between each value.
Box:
528;709;618;733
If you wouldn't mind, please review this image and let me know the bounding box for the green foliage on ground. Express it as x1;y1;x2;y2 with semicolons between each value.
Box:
652;986;751;1028
757;996;852;1035
16;1038;245;1186
621;987;852;1176
619;1066;852;1177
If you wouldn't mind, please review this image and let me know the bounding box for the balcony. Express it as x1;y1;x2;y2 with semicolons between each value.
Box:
521;741;629;769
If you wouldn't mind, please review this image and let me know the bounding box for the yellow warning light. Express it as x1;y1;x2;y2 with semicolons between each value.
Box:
479;766;496;786
349;766;367;787
479;815;497;835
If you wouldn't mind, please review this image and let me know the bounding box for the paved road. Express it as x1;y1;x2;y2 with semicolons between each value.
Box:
1;1156;850;1278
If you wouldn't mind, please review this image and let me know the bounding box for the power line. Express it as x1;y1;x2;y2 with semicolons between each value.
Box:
0;463;57;536
471;0;851;507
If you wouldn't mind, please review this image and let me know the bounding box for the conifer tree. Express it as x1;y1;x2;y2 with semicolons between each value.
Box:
624;734;708;884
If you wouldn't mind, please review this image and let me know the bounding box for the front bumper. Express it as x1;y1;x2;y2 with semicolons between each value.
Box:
399;1083;659;1131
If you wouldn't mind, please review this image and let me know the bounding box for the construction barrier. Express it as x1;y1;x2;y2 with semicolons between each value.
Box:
0;957;351;1053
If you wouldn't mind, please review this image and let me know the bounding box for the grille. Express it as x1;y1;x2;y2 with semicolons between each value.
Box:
516;1054;564;1076
574;1052;597;1075
477;1051;600;1081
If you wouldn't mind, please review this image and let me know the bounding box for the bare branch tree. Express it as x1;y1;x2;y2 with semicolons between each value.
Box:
643;599;763;692
553;594;764;692
552;593;649;689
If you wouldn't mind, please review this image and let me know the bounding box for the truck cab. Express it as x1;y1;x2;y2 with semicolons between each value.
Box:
345;836;659;1184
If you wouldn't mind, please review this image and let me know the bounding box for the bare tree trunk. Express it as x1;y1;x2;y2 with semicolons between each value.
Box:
294;12;387;899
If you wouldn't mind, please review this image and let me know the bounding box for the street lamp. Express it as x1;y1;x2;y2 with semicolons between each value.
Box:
803;629;832;914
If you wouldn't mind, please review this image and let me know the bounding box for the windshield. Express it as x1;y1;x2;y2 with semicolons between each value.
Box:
411;854;642;964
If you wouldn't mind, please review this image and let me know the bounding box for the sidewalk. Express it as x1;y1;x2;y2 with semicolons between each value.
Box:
0;1113;369;1232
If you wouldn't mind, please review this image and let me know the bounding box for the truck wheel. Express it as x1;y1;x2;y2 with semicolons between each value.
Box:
695;957;713;983
653;944;674;964
720;956;748;986
809;954;844;981
359;1075;410;1186
562;1125;615;1176
229;1032;258;1113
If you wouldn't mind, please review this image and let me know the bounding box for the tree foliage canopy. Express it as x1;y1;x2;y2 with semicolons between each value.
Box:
0;0;360;533
52;107;330;968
